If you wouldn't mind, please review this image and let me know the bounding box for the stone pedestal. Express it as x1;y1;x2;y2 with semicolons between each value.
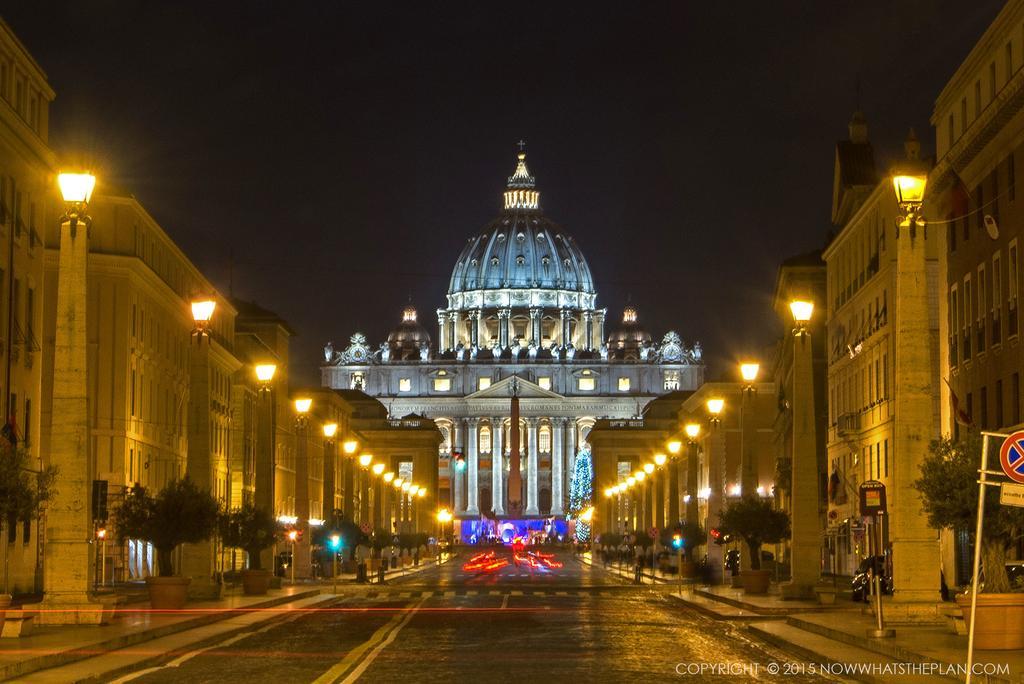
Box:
40;216;110;624
782;332;821;598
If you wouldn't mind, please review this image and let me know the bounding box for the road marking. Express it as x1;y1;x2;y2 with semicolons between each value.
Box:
510;591;524;596
443;591;455;598
556;591;568;596
489;590;500;596
313;597;427;684
500;594;509;610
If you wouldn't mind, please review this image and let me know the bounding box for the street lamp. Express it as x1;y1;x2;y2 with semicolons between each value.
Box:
372;462;385;476
789;300;814;334
191;298;216;340
706;398;724;427
343;439;358;454
634;470;646;482
684;422;701;442
654;453;667;467
255;363;277;392
358;453;373;468
57;172;97;211
740;362;760;391
323;422;338;438
383;471;395;483
286;529;299;584
294;397;312;414
666;440;682;456
643;463;655;475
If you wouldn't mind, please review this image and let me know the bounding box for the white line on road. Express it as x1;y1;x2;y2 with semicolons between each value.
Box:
500;594;509;610
337;597;427;683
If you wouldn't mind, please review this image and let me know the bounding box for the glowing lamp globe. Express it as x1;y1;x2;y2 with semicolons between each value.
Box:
294;397;312;414
343;440;358;454
789;300;814;324
409;485;419;496
417;488;427;498
191;299;216;325
437;508;453;523
706;398;724;416
643;463;655;474
323;422;338;438
740;363;760;383
358;453;373;468
654;453;667;466
667;440;682;455
372;462;385;475
401;481;411;492
58;172;96;204
383;472;395;483
685;423;701;439
892;173;926;208
603;487;614;498
634;471;646;482
626;476;636;488
255;364;277;383
393;478;404;489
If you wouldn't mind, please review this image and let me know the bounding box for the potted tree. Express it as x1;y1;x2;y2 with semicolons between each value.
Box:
720;495;791;595
915;436;1024;650
114;478;219;609
219;503;279;595
0;444;56;621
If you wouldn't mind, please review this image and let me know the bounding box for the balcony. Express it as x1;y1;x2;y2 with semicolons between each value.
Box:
836;412;860;436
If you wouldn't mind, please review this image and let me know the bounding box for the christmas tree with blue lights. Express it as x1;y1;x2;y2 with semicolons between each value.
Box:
568;447;593;542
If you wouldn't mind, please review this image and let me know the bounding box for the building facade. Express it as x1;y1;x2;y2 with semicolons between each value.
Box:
323;151;704;541
0;17;55;595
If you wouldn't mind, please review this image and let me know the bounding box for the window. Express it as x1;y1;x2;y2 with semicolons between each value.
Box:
961;97;968;136
990;62;997;102
975;79;982;118
997;379;1005;428
350;372;364;390
618;377;631;392
994;253;1003;345
948;114;955;149
1010;153;1017;202
130;369;136;416
664;371;680;391
23;398;29;446
433;377;451;392
477;377;491;391
577;377;595;391
399;378;411;392
978;265;987;352
964;275;973;358
536;376;551;391
539;424;551;453
981;386;989;429
479;424;491;454
1010;240;1019;336
950;285;960;364
1008;42;1014;83
883;440;889;478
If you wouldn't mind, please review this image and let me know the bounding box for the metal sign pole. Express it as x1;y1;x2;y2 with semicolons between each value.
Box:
965;434;990;684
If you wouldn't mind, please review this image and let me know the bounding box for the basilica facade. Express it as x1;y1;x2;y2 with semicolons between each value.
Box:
322;150;703;537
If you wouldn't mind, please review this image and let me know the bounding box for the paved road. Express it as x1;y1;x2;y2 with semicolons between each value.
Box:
118;549;828;683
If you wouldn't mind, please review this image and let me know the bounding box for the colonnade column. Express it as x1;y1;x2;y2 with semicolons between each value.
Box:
466;418;480;515
498;309;511;348
448;311;459;350
583;311;594;351
560;309;571;347
437;311;447;353
451;420;464;513
566;421;577;496
551;417;565;515
491;418;505;515
470;310;480;348
526;418;540;515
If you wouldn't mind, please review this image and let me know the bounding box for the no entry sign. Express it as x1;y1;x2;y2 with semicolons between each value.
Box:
999;431;1024;484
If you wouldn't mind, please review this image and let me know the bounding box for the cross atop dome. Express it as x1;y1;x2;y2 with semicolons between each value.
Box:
505;142;539;210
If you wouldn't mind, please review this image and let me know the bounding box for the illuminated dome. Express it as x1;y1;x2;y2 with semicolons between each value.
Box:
387;305;431;359
446;149;596;312
607;305;652;359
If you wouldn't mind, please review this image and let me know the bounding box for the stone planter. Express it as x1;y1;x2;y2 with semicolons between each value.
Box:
241;569;272;596
956;593;1024;650
146;576;191;610
0;593;10;625
743;570;772;595
814;586;838;605
729;572;744;589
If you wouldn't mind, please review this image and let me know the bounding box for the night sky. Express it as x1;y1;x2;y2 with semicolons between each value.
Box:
5;1;1006;385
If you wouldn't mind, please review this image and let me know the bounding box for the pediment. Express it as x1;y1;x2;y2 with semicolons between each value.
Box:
466;375;563;400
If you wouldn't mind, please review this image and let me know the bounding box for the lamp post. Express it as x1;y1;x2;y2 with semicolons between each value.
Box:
684;423;701;529
287;529;298;585
705;397;726;584
254;364;277;570
780;298;822;599
738;362;759;498
42;173;109;623
436;508;453;560
358;453;373;529
341;439;358;522
887;132;942;614
665;438;682;526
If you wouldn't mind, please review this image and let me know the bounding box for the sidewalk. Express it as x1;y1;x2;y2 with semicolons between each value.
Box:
0;586;322;681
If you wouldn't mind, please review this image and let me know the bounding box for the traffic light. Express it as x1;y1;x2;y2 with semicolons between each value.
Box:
328;534;341;552
452;450;466;472
672;534;683;550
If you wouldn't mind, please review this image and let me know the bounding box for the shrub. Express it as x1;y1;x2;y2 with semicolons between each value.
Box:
719;495;790;570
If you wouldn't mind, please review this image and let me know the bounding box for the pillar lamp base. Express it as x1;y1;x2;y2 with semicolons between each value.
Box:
866;627;896;639
34;594;117;625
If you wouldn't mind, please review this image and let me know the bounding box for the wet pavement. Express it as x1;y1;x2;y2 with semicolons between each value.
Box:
119;549;830;683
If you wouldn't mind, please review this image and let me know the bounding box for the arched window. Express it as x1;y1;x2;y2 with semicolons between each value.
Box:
439;426;450;455
479;424;492;454
539;424;551;453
